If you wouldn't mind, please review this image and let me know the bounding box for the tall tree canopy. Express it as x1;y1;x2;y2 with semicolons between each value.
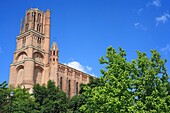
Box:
1;87;39;113
80;47;134;112
68;77;103;113
80;46;170;113
132;50;170;112
0;81;8;113
33;80;68;113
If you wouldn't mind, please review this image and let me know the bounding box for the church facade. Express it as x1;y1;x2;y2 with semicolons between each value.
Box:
9;8;90;98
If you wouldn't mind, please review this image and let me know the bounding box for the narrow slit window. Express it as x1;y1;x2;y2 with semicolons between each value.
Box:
68;80;71;98
60;77;62;90
76;82;78;95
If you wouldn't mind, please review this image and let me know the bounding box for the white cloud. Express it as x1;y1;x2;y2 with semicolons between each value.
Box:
86;66;92;71
134;23;140;26
134;22;147;31
147;0;161;7
65;61;85;72
161;44;170;54
64;61;95;76
152;0;161;7
90;73;96;77
137;8;143;16
155;13;170;26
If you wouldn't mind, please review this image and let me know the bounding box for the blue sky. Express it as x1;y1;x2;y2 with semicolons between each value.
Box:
0;0;170;83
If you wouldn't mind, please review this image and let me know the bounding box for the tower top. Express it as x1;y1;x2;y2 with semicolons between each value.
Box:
26;8;51;13
20;8;51;39
51;41;58;50
26;8;43;13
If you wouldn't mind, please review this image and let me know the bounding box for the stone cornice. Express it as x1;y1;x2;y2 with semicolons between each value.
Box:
10;58;44;67
15;45;49;54
17;29;45;39
26;8;44;14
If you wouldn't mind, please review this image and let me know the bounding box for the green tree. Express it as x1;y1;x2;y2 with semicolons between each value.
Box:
68;95;85;113
0;81;8;113
2;87;39;113
79;46;170;113
168;82;170;95
79;76;104;94
132;50;170;112
33;80;68;113
80;47;134;112
68;76;104;113
33;83;48;110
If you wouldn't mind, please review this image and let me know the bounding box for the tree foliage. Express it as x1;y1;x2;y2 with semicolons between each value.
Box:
168;82;170;95
0;81;8;113
132;50;170;112
80;47;134;112
68;77;102;113
1;80;68;113
33;80;68;113
1;87;39;113
79;46;170;113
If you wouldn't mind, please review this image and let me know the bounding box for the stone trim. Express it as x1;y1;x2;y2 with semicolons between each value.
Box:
15;45;48;54
18;29;45;38
26;8;44;14
11;58;44;67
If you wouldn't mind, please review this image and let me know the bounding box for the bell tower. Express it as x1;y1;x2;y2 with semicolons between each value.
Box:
9;8;51;91
49;42;59;84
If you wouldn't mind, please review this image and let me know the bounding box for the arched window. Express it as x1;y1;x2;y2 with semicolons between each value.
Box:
16;65;24;86
37;37;41;44
16;52;27;62
33;52;43;62
53;51;55;56
76;82;78;95
34;67;43;84
37;13;41;22
37;24;41;32
27;13;30;22
39;25;41;32
32;12;36;22
60;77;62;90
37;24;39;31
68;80;71;98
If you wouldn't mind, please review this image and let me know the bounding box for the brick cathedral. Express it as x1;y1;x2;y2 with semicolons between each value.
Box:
9;8;90;97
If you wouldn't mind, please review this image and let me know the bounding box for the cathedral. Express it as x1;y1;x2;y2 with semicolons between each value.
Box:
9;8;91;98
